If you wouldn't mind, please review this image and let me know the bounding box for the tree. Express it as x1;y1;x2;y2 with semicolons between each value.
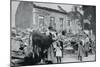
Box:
82;5;96;35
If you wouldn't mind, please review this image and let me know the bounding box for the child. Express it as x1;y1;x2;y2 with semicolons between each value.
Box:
55;40;62;63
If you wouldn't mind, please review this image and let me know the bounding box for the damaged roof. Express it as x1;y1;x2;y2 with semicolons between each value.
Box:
33;2;75;14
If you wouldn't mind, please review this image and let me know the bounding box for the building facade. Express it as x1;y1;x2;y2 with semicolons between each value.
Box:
15;1;83;34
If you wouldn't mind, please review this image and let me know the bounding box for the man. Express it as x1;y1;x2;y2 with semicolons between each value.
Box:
77;41;84;62
84;42;90;57
84;36;90;57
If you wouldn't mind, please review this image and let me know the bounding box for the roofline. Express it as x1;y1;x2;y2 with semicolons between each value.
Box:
11;0;96;6
33;3;68;14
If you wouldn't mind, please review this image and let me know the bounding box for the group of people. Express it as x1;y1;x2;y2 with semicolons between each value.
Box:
52;34;92;63
77;36;92;61
41;26;91;63
41;27;63;63
17;26;94;64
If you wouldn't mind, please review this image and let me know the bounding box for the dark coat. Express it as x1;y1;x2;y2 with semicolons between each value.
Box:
78;42;84;57
84;42;90;51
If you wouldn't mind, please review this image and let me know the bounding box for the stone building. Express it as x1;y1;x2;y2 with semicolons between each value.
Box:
15;1;83;34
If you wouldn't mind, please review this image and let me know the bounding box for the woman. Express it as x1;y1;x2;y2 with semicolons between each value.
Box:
77;41;84;62
55;40;62;63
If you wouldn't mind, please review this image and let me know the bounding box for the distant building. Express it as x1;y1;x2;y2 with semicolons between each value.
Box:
66;6;83;34
15;1;83;34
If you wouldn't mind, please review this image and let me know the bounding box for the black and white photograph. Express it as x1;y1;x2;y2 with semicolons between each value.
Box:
11;0;96;67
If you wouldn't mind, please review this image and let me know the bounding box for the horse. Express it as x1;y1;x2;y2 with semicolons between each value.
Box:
22;30;55;65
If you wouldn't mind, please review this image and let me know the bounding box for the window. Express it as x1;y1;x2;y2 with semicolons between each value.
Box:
76;19;81;26
68;20;70;26
50;17;55;28
59;18;63;27
69;29;72;33
38;15;45;27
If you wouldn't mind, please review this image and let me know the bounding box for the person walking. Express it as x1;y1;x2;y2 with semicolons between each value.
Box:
77;41;84;62
84;42;90;57
55;40;62;63
84;36;90;57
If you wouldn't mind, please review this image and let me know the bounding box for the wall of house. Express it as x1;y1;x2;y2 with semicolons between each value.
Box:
33;8;82;34
15;2;82;34
70;20;82;34
33;8;68;33
66;15;82;34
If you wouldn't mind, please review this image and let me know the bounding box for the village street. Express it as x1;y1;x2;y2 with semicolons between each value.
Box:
11;50;95;66
52;51;95;63
11;38;95;65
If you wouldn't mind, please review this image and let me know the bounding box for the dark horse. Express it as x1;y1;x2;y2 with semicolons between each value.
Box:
19;30;54;66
